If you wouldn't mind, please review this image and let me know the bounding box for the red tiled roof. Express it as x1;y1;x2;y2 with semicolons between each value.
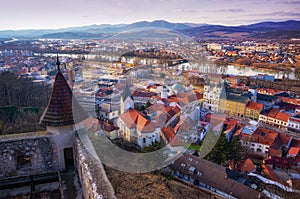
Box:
246;101;263;111
119;108;157;133
280;97;300;105
161;127;176;142
251;127;278;146
268;108;280;118
132;90;157;98
240;158;256;173
262;164;279;182
268;148;282;157
98;120;119;132
119;108;141;129
173;106;181;114
147;104;165;114
289;147;300;156
275;111;291;122
264;156;292;170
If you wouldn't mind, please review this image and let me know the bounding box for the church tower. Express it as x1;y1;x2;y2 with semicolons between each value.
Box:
40;55;87;171
120;80;134;114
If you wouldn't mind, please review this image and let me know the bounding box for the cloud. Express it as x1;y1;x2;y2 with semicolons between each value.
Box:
217;8;245;13
248;11;300;17
174;9;197;13
193;16;208;19
277;0;300;4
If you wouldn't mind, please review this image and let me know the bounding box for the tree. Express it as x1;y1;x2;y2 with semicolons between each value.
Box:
227;136;245;162
205;133;228;165
0;72;51;135
0;72;51;107
145;101;152;109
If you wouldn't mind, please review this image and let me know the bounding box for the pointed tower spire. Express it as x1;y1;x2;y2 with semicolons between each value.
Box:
122;81;132;101
56;54;61;72
40;58;87;126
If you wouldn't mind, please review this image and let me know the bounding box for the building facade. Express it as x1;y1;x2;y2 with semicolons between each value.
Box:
245;101;264;120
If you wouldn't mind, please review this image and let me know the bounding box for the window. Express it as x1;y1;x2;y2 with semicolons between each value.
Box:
17;155;31;169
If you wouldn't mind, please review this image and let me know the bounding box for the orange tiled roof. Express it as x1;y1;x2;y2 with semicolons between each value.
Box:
161;127;176;143
251;127;278;146
275;111;291;122
289;147;300;156
240;158;256;173
280;97;300;105
262;164;279;182
268;108;280;118
120;108;157;133
268;148;282;157
246;101;263;111
119;108;143;129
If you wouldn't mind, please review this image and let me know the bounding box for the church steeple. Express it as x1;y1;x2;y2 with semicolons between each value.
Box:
40;56;87;127
56;54;61;72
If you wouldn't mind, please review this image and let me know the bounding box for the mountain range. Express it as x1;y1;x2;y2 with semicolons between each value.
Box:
0;20;299;40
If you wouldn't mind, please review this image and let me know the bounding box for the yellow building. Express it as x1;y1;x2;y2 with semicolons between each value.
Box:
219;93;249;117
245;101;264;120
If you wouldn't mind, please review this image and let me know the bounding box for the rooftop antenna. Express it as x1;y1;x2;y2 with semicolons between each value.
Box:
56;54;61;72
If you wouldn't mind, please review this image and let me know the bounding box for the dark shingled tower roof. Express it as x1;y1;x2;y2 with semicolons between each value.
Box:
40;56;87;127
121;80;132;101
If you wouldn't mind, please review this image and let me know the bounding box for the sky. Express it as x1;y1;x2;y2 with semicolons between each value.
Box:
0;0;300;30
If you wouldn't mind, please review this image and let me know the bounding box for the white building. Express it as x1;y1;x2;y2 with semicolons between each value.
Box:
203;84;223;112
288;116;300;133
119;108;161;148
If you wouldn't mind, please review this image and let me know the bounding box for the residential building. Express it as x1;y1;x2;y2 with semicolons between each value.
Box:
160;127;184;152
245;101;264;120
240;127;278;156
239;158;256;174
274;111;292;129
98;102;119;124
288;115;300;133
203;84;223;112
259;108;292;128
174;116;198;143
132;89;157;104
169;153;259;199
118;108;161;148
224;76;240;86
257;93;279;109
219;93;249;117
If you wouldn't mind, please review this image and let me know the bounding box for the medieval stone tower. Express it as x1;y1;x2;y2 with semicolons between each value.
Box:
40;56;87;171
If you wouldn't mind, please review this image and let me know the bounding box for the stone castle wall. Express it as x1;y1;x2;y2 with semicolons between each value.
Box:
0;132;59;179
74;132;116;199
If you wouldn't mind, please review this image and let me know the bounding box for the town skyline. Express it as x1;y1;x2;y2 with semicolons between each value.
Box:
1;0;300;30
